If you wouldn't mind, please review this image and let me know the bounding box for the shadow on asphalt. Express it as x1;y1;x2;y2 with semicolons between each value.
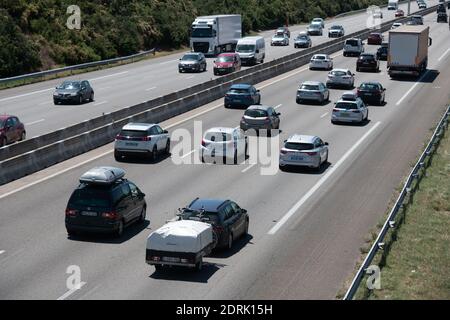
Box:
210;234;254;259
332;118;372;127
149;263;222;283
115;152;171;165
67;220;151;244
390;69;439;83
279;161;332;175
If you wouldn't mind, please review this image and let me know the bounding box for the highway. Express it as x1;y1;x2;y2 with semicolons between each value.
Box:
0;0;438;139
0;10;449;299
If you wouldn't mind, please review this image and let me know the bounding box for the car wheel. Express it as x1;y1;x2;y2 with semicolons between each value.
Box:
195;258;203;271
78;95;83;105
227;232;234;250
115;220;124;238
139;206;146;223
151;145;157;161
243;219;249;236
67;229;78;237
233;149;238;165
155;264;163;271
0;137;6;148
89;92;94;102
165;140;170;155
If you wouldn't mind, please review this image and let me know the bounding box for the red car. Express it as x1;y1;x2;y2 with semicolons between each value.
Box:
213;53;241;76
395;9;405;17
0;115;26;148
367;32;384;45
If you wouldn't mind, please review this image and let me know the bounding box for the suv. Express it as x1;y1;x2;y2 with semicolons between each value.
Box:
53;80;94;105
331;92;369;124
65;167;147;237
0;115;26;148
176;198;249;249
437;12;448;23
377;43;389;60
343;38;364;56
178;52;207;73
224;84;261;108
356;53;380;72
114;123;170;161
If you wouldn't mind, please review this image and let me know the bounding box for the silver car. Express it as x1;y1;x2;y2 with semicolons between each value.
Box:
326;68;355;88
311;18;325;28
309;54;333;70
178;52;207;73
328;25;344;38
294;33;312;48
114;123;170;161
271;34;289;46
201;127;247;164
331;92;369;124
279;135;329;170
240;105;281;132
307;23;323;36
296;81;330;104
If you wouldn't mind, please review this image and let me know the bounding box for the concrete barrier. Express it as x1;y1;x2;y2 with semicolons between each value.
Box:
0;5;438;185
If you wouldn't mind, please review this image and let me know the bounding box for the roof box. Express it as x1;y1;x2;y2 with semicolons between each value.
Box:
341;92;358;101
80;167;125;185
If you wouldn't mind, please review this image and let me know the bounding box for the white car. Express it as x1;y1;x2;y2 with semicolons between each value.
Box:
271;34;289;46
326;68;355;88
279;135;329;170
201;127;247;164
309;54;333;70
311;18;325;28
331;92;369;124
114;123;170;161
343;38;364;56
391;22;403;30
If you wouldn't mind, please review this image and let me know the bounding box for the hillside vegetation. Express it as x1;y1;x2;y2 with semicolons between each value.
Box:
0;0;385;77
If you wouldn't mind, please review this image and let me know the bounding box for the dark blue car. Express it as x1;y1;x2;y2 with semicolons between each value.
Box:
224;84;261;108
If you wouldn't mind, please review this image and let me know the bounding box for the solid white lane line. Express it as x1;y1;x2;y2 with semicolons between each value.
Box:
145;87;157;91
242;163;256;173
57;282;86;301
438;48;450;61
0;250;5;255
268;121;382;235
25;119;45;126
89;71;128;81
274;104;283;109
320;112;329;118
181;149;196;159
396;70;430;106
158;59;179;66
0;88;53;103
93;101;108;106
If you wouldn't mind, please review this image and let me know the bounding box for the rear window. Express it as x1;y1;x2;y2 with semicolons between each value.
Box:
359;54;374;60
335;102;358;110
360;83;380;90
313;55;326;60
244;109;268;118
331;70;346;76
229;88;250;94
301;84;320;90
205;132;233;142
330;26;341;30
345;40;359;46
119;130;148;137
69;186;112;208
285;142;315;151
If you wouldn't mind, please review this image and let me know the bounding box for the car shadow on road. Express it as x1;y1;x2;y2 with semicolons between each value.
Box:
115;153;171;165
390;69;439;83
67;220;151;244
210;234;254;259
279;161;332;175
332;118;372;127
149;263;222;283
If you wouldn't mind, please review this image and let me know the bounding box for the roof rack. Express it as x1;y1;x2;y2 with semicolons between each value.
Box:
79;167;126;185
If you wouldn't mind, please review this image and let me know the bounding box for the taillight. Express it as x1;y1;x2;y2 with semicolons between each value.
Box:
102;211;119;220
201;139;208;147
263;117;270;123
213;225;224;233
332;109;339;113
280;149;288;154
65;209;77;217
115;135;125;140
142;136;151;141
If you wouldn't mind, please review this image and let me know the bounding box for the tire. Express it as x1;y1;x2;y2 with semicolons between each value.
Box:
78;95;83;105
233;149;238;165
227;232;234;250
114;151;122;162
115;220;124;238
296;98;302;104
165;140;170;155
150;145;157;162
243;219;249;236
89;92;94;102
67;229;78;237
155;264;163;271
0;137;6;148
138;206;146;223
20;131;26;141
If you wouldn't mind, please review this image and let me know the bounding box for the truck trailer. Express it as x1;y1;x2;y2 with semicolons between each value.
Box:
388;25;432;78
190;15;242;56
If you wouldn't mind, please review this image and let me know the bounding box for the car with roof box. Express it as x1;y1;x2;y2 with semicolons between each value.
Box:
114;123;170;161
357;82;386;105
0;115;26;148
239;105;281;133
279;135;329;170
65;167;147;237
201;127;247;164
296;81;329;105
175;198;249;249
331;92;369;124
224;84;261;108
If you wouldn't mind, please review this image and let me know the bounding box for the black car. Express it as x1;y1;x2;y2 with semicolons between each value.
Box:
376;44;388;61
356;53;380;72
178;198;249;249
437;12;448;23
178;52;207;73
437;4;446;13
53;80;94;105
224;83;261;108
357;82;386;105
65;167;147;237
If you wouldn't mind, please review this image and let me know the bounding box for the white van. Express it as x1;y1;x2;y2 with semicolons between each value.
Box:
235;36;265;65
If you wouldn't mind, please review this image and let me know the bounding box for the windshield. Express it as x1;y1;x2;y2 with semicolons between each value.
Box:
217;56;234;63
313;55;326;60
309;24;320;29
69;186;112;208
296;36;308;40
300;84;320;90
335;102;358;110
244;109;268;118
58;82;80;90
191;27;213;38
236;44;255;53
182;54;199;61
345;40;359;46
284;142;315;151
204;132;233;142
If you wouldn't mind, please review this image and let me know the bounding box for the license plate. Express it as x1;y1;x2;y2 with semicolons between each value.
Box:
233;99;240;102
340;113;350;117
364;93;373;96
125;142;138;146
163;257;180;263
81;211;97;217
290;156;304;161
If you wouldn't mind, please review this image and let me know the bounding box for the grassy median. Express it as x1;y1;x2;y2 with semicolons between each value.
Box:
368;122;450;300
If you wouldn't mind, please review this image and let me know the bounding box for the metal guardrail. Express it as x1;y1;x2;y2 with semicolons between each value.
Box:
0;48;156;85
343;104;450;300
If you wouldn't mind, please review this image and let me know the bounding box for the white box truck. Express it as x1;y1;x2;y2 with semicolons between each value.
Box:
387;0;399;10
190;15;242;56
388;25;432;78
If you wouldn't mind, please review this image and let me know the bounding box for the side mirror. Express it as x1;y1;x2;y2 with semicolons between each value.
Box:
325;142;329;146
256;90;260;93
163;130;169;134
277;112;281;116
241;209;247;214
284;140;287;143
383;88;386;91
